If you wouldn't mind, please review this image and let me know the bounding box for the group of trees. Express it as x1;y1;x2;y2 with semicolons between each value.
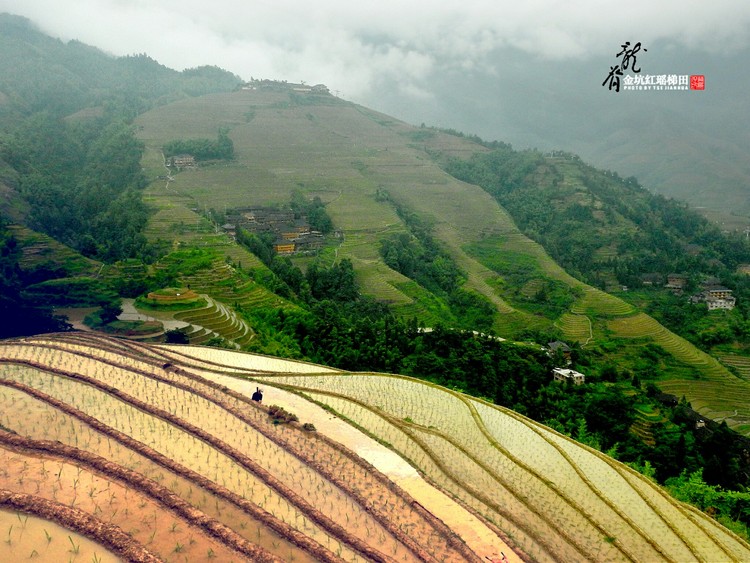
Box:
163;129;234;162
1;114;152;262
290;190;334;234
377;191;495;331
235;225;355;306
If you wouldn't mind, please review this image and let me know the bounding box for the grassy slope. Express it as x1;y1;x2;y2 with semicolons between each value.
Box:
136;91;532;327
7;225;101;277
135;90;750;435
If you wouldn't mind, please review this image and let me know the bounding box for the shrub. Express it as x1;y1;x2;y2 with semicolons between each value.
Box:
268;405;299;423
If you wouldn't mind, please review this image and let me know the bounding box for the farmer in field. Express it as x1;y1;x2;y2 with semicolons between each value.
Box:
252;387;263;402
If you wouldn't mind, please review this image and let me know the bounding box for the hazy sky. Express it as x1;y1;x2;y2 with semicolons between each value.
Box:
2;0;749;208
1;0;748;105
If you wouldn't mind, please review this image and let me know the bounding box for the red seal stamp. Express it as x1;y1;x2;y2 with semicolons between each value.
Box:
690;75;705;90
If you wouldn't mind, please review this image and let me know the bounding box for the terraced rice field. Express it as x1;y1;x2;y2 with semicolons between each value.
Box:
244;371;750;563
608;313;750;434
719;354;750;381
556;313;593;346
2;333;749;561
570;287;635;317
6;225;101;277
0;508;121;563
0;334;750;561
0;333;489;562
176;260;295;312
173;295;254;347
131;254;299;347
629;404;667;447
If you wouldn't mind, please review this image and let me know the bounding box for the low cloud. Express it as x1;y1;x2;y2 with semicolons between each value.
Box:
2;0;749;101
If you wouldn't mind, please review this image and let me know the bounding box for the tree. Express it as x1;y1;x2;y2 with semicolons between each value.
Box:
165;328;189;344
0;229;70;337
98;299;123;324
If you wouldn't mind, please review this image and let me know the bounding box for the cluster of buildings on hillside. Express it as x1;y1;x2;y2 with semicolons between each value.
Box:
663;274;737;310
221;207;333;255
240;79;331;94
167;154;195;169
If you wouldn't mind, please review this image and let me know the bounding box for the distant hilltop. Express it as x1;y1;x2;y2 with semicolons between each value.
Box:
240;78;330;94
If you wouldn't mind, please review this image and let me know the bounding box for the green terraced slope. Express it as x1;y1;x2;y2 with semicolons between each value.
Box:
133;89;750;436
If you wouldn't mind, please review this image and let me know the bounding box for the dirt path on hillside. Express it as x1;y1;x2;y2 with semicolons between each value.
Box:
53;307;97;331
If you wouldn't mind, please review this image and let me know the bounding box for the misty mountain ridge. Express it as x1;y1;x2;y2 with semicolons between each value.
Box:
3;11;748;221
368;40;750;219
0;13;241;121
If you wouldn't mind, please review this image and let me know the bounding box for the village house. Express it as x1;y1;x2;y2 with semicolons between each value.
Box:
547;341;572;364
552;368;586;385
294;232;325;252
221;223;236;239
247;79;290;91
665;273;688;294
690;282;736;311
169;154;195;168
274;242;295;254
640;273;662;287
705;286;733;300
706;294;736;311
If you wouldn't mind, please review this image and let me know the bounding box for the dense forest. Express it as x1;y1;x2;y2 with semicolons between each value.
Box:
1;115;152;261
0;13;241;263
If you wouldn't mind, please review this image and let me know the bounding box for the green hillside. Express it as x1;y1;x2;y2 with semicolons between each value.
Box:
5;20;750;551
2;12;750;441
132;87;750;438
136;90;532;329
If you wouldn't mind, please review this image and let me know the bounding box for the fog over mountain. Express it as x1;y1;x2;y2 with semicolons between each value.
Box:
373;44;750;216
1;0;748;215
